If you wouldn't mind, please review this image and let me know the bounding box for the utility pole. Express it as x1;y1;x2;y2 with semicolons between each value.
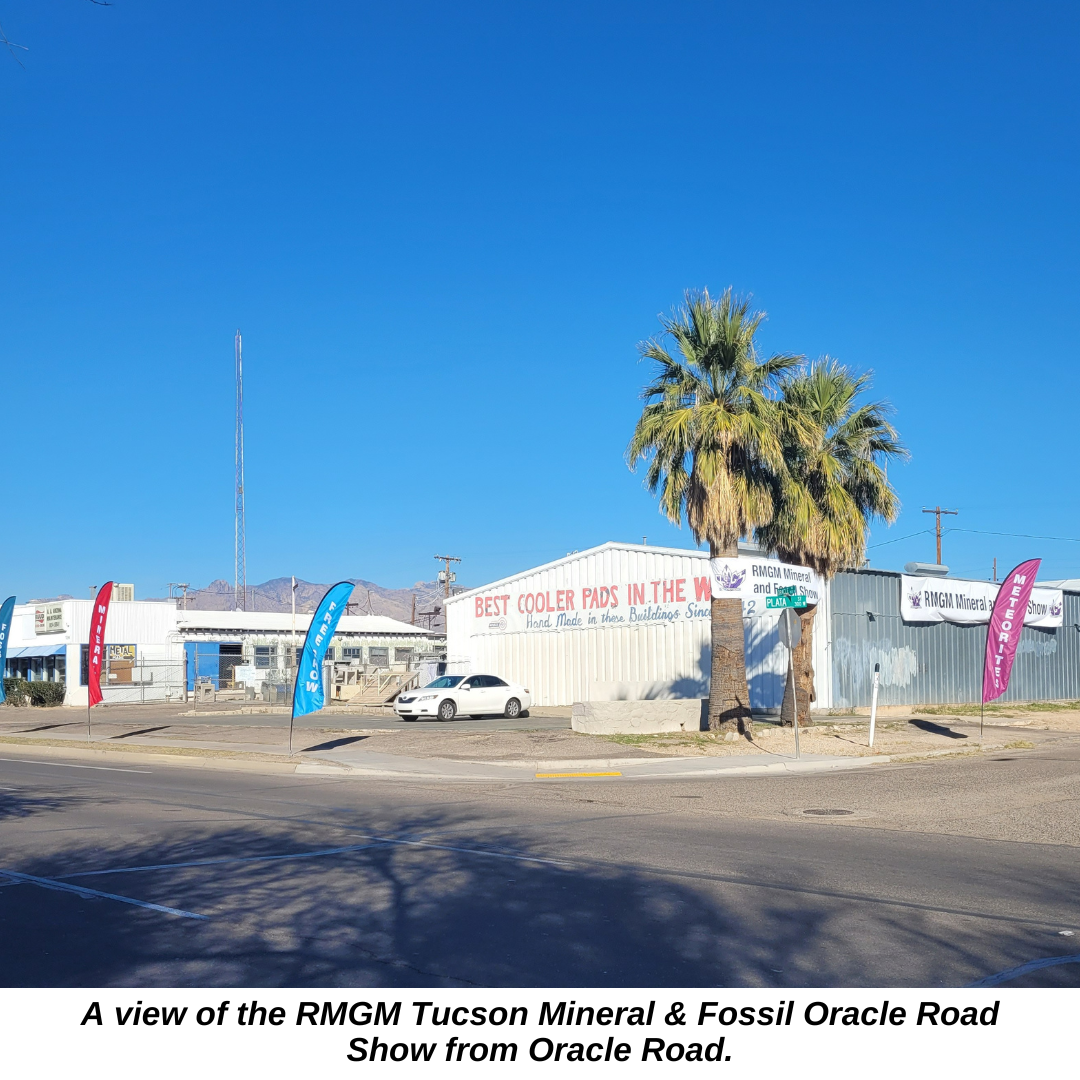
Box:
167;583;189;609
411;595;416;625
922;506;958;565
993;558;997;583
234;330;247;612
434;554;461;598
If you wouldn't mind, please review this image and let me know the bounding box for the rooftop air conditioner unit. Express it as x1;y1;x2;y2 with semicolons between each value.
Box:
904;563;949;577
113;583;135;602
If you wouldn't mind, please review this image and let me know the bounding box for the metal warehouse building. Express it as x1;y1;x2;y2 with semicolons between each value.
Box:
446;541;1078;711
827;568;1079;709
445;542;820;710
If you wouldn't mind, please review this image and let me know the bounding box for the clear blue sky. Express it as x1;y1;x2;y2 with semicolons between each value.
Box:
2;1;1078;599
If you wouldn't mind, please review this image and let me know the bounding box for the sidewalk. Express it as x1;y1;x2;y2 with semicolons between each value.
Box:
1;708;1050;783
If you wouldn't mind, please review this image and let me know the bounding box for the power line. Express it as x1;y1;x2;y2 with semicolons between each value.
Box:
946;527;1080;544
870;525;1080;551
868;529;932;549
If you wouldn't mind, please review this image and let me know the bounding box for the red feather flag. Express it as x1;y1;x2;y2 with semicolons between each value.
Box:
87;582;113;708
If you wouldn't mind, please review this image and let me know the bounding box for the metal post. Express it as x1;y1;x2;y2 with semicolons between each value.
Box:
235;330;247;613
868;662;880;748
786;608;800;761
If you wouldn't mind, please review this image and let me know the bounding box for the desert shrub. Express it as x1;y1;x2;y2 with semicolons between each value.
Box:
2;678;66;706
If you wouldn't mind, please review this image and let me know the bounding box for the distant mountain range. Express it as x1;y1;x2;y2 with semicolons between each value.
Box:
170;577;454;632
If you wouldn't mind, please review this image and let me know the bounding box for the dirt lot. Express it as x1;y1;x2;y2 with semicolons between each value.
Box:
2;702;1078;764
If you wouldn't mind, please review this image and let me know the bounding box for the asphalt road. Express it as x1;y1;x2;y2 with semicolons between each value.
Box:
2;740;1079;988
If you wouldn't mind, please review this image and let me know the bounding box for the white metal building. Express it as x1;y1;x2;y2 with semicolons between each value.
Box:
444;541;829;709
3;599;183;707
3;598;436;707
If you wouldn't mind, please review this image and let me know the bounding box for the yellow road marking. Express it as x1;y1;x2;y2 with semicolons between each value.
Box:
534;770;622;779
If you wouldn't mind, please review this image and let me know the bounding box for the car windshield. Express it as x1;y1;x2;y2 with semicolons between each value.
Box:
424;676;464;689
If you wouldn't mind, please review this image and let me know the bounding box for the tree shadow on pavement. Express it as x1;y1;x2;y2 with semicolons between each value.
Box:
0;791;87;821
2;800;1077;989
0;806;829;988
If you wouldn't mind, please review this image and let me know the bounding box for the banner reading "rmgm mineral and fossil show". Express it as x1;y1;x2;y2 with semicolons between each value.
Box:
901;575;1063;628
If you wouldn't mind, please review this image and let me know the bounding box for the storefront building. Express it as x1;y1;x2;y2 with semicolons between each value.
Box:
2;598;437;707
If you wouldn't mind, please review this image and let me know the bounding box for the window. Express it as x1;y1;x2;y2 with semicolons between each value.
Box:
425;676;463;689
254;646;276;669
342;647;362;660
488;676;507;687
325;647;336;662
368;647;389;668
394;648;413;664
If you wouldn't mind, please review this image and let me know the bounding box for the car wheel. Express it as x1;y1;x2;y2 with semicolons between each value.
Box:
438;699;457;722
504;697;521;719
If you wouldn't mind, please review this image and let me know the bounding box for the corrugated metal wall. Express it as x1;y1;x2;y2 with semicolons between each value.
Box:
830;569;1080;707
446;543;809;708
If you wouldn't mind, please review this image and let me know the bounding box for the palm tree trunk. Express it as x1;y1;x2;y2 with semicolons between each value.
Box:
708;541;753;733
780;605;816;727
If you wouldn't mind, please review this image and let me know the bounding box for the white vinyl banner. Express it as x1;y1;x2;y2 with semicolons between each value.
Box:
901;576;1063;628
709;557;825;619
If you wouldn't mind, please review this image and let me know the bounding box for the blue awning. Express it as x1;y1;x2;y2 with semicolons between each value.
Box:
7;644;67;658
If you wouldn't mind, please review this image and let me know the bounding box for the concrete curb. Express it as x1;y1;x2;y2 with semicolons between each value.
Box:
0;741;321;774
0;737;904;783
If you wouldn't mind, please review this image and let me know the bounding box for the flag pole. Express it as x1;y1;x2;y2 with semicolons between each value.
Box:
289;687;296;757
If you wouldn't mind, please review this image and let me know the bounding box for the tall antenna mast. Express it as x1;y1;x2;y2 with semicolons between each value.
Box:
234;329;247;612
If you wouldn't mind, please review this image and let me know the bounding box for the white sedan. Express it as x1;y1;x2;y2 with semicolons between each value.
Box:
394;674;532;721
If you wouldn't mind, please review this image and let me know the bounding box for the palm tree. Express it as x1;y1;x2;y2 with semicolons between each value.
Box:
756;359;906;725
627;288;804;732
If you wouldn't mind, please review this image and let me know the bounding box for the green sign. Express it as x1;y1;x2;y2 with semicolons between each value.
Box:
765;595;807;609
775;585;798;596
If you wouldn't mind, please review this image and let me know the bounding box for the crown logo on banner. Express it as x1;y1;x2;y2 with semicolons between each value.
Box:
716;564;746;591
